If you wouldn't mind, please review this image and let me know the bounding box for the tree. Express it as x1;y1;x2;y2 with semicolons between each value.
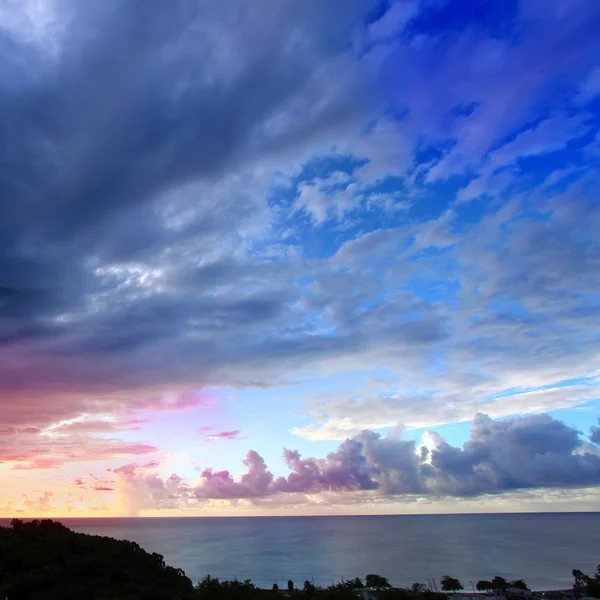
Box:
380;589;412;600
325;583;361;600
508;580;528;591
440;576;463;593
289;580;295;592
345;577;364;590
573;569;588;592
304;580;317;594
411;583;427;594
573;567;600;598
0;519;196;600
476;581;491;591
198;574;222;590
490;577;508;591
366;574;392;590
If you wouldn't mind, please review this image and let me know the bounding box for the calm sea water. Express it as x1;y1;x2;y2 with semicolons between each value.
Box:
2;514;599;590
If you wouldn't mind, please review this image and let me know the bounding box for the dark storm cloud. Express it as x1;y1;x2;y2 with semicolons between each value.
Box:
1;0;354;263
0;0;380;413
1;1;365;238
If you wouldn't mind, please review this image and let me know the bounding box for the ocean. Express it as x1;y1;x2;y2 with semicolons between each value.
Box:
2;513;599;590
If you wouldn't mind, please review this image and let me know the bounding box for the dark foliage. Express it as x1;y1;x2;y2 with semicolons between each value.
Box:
478;579;528;593
322;581;362;600
0;519;195;600
195;574;275;600
366;574;392;590
344;578;364;590
491;576;509;591
508;580;528;591
440;577;463;593
379;588;445;600
573;566;600;598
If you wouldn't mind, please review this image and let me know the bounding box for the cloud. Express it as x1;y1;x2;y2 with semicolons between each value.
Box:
590;420;600;445
50;418;150;435
113;463;192;516
424;413;599;496
0;0;599;513
0;426;158;470
21;491;54;512
204;430;246;442
368;1;420;41
0;0;376;427
0;0;597;434
293;382;600;441
391;0;600;184
577;67;600;103
485;112;590;168
293;192;600;437
112;413;600;513
195;450;274;499
290;413;600;498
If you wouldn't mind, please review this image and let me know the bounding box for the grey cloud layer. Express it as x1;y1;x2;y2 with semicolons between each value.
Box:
294;195;600;439
0;0;376;411
1;0;599;441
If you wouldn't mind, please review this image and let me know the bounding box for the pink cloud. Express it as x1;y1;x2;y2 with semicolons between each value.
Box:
1;429;158;470
142;460;161;469
195;450;272;498
111;461;192;515
204;429;246;442
142;391;215;414
110;459;161;476
0;383;215;440
11;458;65;470
21;491;54;512
52;418;152;435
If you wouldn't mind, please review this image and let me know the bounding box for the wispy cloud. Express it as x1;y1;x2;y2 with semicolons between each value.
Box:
204;430;246;442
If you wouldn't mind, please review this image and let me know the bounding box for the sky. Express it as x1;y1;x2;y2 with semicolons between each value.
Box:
0;0;600;517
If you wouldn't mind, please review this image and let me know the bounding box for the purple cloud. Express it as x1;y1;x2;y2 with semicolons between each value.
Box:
147;413;600;505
